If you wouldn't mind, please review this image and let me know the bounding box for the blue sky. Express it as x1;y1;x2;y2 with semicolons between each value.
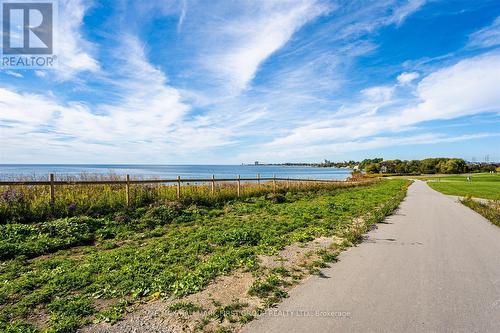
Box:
0;0;499;164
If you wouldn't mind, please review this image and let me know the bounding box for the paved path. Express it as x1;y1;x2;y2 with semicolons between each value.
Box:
243;181;500;333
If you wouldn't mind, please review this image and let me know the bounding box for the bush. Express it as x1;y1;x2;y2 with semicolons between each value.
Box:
0;217;103;260
140;204;180;227
113;213;130;224
266;193;286;204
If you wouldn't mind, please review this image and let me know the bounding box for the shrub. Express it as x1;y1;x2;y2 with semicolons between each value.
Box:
266;193;286;204
113;213;130;224
0;217;103;260
140;205;180;227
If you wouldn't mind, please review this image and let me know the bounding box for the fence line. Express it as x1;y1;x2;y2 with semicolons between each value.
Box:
0;173;349;207
0;175;345;186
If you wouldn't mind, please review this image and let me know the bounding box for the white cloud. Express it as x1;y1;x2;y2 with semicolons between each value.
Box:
0;88;58;128
361;86;395;102
397;72;420;85
404;52;500;122
0;34;257;163
198;0;329;92
4;71;23;78
50;36;190;145
177;0;187;32
259;52;500;156
3;0;496;164
387;0;427;25
467;16;500;49
55;0;100;80
35;70;47;78
241;132;498;161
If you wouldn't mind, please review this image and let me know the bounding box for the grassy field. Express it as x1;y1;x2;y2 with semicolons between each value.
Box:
425;173;500;200
0;179;409;332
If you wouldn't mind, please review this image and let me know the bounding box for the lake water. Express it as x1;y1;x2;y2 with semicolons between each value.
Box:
0;165;352;181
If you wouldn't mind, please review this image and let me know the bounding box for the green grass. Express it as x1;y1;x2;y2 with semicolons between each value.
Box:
0;179;409;332
168;301;204;314
461;198;500;227
426;173;500;200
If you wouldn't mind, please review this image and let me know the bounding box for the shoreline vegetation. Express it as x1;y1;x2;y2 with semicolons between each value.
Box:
0;175;410;332
0;175;357;225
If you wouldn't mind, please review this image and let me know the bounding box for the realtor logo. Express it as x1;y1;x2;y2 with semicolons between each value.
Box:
1;0;57;68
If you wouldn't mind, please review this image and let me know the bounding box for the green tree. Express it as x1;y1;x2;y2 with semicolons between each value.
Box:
440;159;466;174
406;160;420;174
365;163;381;173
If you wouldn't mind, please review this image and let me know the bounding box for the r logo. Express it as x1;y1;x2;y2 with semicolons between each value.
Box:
2;1;53;54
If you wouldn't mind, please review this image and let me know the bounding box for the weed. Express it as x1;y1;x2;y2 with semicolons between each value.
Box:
168;301;204;315
248;275;286;298
93;299;130;324
210;302;247;323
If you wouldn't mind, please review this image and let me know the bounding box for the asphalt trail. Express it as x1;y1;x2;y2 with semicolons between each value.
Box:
243;181;500;333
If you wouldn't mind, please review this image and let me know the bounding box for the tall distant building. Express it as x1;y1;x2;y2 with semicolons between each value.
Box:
254;161;259;165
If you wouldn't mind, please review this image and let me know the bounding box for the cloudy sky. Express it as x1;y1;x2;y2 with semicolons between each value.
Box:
1;0;499;164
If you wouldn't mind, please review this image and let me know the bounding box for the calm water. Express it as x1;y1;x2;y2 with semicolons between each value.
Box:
0;165;351;181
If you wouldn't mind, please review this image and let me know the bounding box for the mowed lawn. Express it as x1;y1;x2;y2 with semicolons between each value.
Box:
427;173;500;200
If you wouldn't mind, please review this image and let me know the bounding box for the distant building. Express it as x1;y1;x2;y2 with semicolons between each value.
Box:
380;165;388;173
254;161;259;165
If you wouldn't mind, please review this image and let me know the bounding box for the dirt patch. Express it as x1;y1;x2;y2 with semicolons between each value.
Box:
27;305;49;331
258;236;340;270
81;221;367;333
80;271;259;333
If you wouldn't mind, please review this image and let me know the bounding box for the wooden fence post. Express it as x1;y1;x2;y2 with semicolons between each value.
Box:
257;173;261;188
287;177;290;189
211;174;215;194
237;175;241;197
125;174;130;207
273;174;276;192
177;176;181;199
49;173;55;206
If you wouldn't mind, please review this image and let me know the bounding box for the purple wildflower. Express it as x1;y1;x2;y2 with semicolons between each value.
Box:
68;203;77;212
1;189;25;204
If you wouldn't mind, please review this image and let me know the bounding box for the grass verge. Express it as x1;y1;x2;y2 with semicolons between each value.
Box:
461;198;500;227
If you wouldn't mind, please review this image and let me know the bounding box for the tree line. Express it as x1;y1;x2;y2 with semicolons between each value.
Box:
359;158;499;174
252;158;499;174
